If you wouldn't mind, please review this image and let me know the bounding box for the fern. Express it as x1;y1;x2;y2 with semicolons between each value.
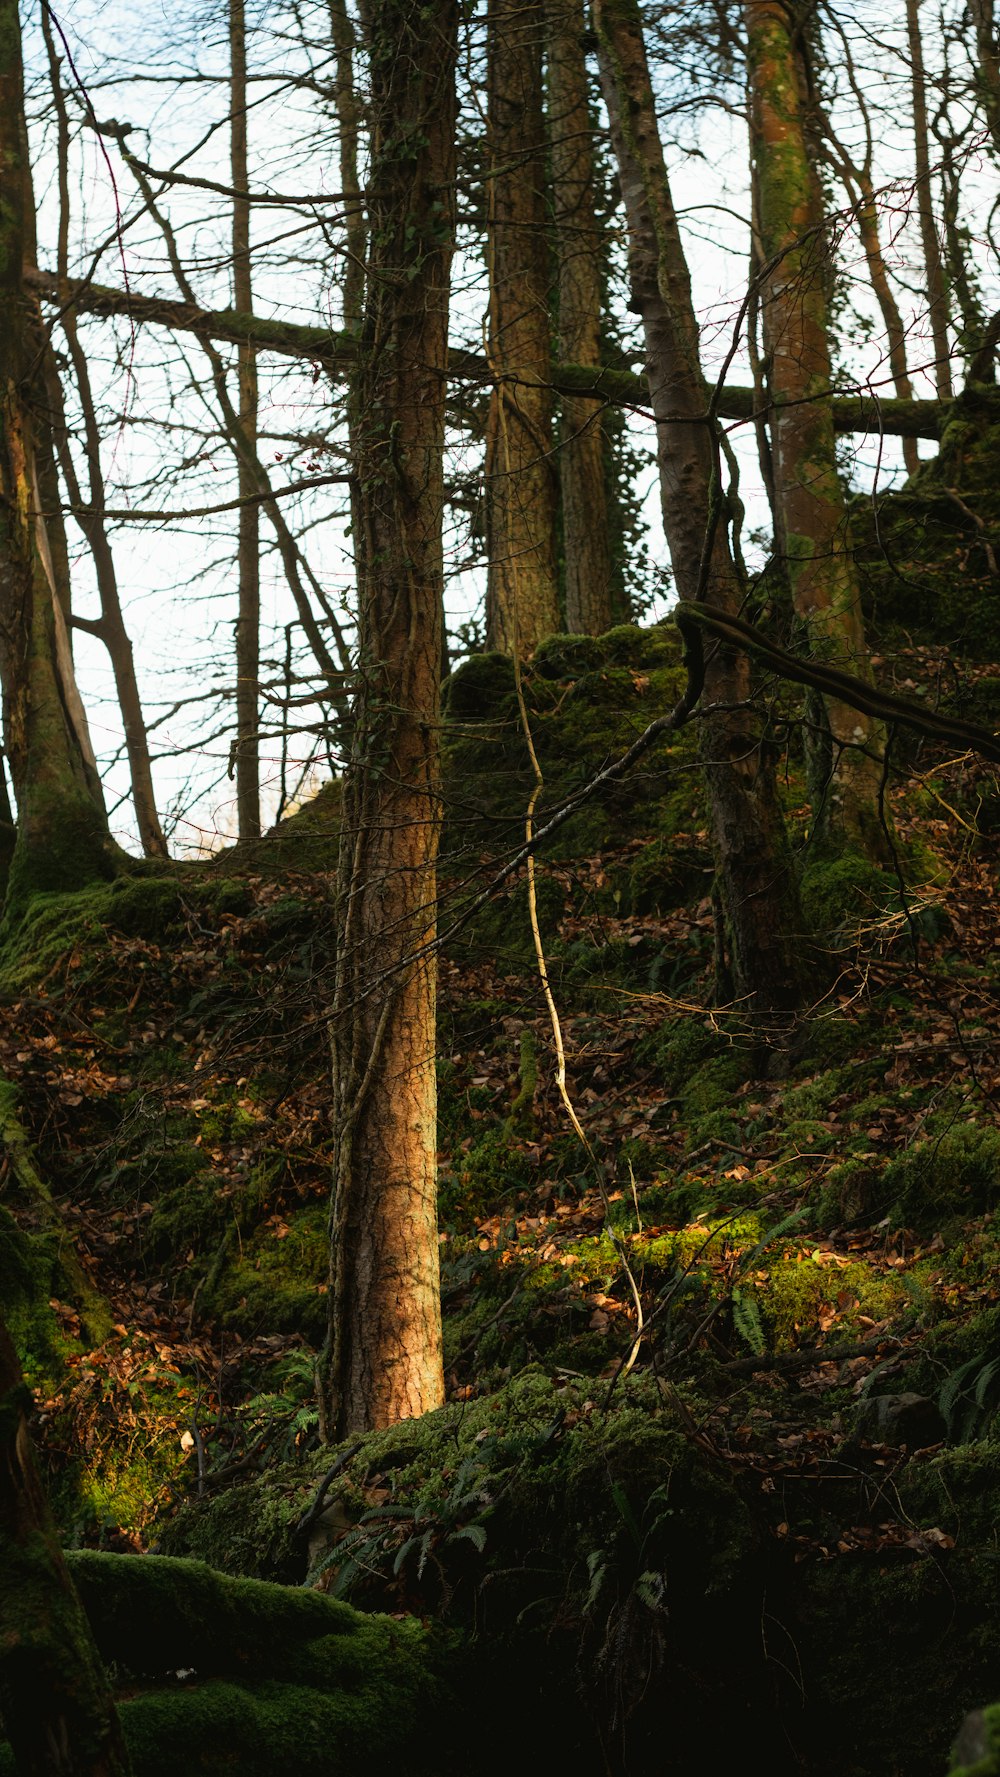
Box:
732;1286;766;1356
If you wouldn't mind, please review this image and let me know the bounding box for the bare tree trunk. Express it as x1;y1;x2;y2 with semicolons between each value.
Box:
745;0;887;860
971;0;1000;154
230;0;261;842
594;0;804;1018
547;0;612;634
0;0;115;908
906;0;953;398
40;10;167;859
0;1313;132;1775
485;0;561;655
321;0;456;1438
328;0;366;332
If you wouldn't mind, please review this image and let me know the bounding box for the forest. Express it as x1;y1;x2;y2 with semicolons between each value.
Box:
3;0;1000;1771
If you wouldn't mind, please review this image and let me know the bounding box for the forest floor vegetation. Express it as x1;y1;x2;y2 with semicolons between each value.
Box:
3;623;1000;1773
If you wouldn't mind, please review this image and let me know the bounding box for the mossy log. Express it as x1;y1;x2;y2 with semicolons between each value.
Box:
0;1552;451;1775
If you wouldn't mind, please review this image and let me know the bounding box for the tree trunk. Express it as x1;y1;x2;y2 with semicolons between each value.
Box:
971;0;1000;155
906;0;953;399
0;1313;132;1775
328;0;366;333
745;0;887;859
230;0;261;842
485;0;561;655
321;0;456;1438
0;0;115;910
594;0;804;1018
546;0;613;635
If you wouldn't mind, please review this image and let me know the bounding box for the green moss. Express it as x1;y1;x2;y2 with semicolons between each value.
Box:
207;1202;328;1339
950;1703;1000;1777
752;1249;910;1351
506;1030;537;1138
24;1552;452;1777
799;852;895;937
441;650;517;720
884;1126;1000;1232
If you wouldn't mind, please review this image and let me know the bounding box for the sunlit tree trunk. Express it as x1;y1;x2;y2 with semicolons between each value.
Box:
745;0;886;859
547;0;612;635
485;0;561;655
0;0;115;909
0;1312;132;1775
905;0;953;399
595;0;804;1017
322;0;456;1437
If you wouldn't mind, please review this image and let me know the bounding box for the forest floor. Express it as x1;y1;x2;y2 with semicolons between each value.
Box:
4;622;1000;1775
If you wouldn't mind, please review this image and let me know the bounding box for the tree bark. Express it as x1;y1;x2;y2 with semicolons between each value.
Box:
321;0;456;1437
485;0;561;655
0;1313;132;1775
906;0;953;399
0;0;115;908
745;0;887;859
230;0;261;842
547;0;613;634
594;0;804;1017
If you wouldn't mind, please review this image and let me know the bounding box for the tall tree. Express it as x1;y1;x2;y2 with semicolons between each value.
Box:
230;0;261;841
0;0;116;908
322;0;457;1436
485;0;561;655
594;0;804;1016
0;1311;132;1774
906;0;954;398
745;0;886;858
547;0;613;634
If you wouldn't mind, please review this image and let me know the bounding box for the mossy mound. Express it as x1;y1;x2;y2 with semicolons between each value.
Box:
156;1366;1000;1775
440;622;699;938
0;1552;452;1777
852;384;1000;658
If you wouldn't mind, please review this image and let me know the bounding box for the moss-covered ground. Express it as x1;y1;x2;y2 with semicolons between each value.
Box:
3;621;1000;1771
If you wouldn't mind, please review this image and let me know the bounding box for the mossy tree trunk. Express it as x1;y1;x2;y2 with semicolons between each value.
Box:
745;0;887;861
546;0;613;635
485;0;561;656
322;0;456;1437
594;0;805;1017
0;0;115;910
0;1312;132;1775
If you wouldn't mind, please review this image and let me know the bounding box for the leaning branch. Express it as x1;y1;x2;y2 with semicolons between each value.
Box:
674;600;1000;765
28;266;947;440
